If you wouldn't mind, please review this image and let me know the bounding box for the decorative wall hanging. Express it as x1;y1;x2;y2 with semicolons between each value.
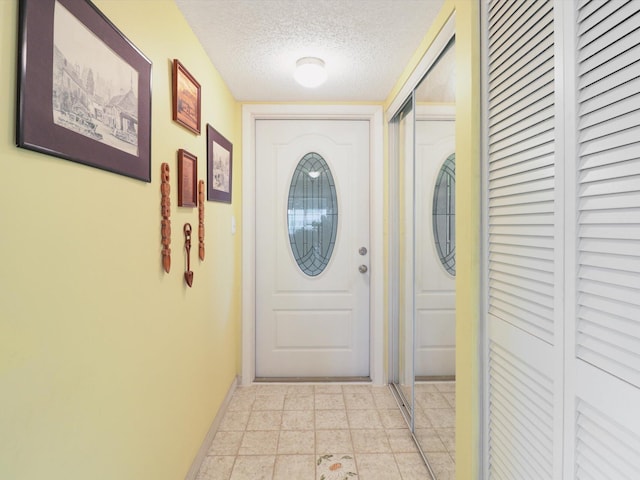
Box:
17;0;152;182
172;59;201;135
177;149;197;207
198;180;205;261
206;124;233;203
160;162;171;273
183;223;194;287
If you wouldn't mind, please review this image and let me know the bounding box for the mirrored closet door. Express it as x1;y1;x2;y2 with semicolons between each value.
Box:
389;28;456;480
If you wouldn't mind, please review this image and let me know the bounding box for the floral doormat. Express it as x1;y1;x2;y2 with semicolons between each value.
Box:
317;454;358;479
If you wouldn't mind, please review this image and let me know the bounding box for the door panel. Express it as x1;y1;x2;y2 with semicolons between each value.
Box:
255;119;370;378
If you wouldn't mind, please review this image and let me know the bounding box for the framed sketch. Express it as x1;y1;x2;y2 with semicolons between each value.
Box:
17;0;152;182
172;60;201;135
178;149;197;207
206;124;233;203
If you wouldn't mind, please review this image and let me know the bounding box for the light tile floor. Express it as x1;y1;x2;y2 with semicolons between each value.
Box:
195;383;455;480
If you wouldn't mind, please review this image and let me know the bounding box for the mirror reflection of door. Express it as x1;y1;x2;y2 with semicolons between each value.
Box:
415;118;455;379
413;36;456;477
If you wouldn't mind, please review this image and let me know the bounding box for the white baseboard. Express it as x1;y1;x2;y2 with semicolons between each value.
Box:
184;376;238;480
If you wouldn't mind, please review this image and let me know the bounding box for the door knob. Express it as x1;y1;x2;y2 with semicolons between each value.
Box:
359;247;368;256
359;264;368;274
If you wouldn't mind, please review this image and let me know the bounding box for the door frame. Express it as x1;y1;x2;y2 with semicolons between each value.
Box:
241;104;384;385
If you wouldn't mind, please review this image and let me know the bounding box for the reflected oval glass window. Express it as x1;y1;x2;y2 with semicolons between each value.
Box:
287;152;338;276
433;153;456;275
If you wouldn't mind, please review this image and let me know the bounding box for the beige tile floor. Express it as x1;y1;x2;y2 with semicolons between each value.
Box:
195;383;455;480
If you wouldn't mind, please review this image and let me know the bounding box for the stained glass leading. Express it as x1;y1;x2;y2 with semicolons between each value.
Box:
287;152;338;276
433;153;456;275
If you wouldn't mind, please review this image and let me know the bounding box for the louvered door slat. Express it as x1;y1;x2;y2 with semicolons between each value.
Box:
490;115;554;153
489;103;554;143
580;208;640;224
580;250;640;273
489;61;554;112
489;71;553;125
489;97;553;139
580;278;640;307
578;303;640;338
489;200;554;217
581;250;640;279
490;270;554;297
490;418;550;477
489;164;554;189
578;2;639;51
489;28;553;98
575;362;640;479
489;142;554;172
489;133;554;167
488;0;512;29
580;142;640;170
581;92;640;130
489;155;554;182
579;45;640;89
580;174;640;198
579;108;640;143
490;277;555;306
489;1;541;54
490;232;554;249
580;190;640;210
581;158;640;183
490;176;554;198
579;77;640;116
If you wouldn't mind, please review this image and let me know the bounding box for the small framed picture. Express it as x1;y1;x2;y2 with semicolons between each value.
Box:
207;124;233;203
177;149;197;207
172;59;201;134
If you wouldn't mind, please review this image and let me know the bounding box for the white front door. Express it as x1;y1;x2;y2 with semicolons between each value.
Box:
255;119;370;378
415;118;456;377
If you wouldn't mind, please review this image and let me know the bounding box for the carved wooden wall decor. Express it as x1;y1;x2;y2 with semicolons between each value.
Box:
183;223;194;287
161;162;171;273
198;180;205;261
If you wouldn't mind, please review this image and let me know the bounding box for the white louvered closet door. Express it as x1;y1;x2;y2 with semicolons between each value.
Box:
571;0;640;477
486;1;559;478
486;0;640;478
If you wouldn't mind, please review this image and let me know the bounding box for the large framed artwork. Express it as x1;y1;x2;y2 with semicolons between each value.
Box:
17;0;152;182
206;124;233;203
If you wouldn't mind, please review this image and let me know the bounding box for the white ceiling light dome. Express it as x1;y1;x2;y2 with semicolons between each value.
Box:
294;57;327;88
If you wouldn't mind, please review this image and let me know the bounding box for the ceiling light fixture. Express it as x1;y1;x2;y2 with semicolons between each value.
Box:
294;57;327;88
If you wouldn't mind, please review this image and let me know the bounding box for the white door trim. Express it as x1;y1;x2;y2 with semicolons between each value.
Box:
242;104;385;386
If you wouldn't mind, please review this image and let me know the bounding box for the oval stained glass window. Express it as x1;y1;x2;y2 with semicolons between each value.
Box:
432;153;456;275
287;152;338;276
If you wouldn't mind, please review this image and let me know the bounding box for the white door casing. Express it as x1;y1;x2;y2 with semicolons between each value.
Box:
255;119;370;377
415;115;456;377
242;104;384;385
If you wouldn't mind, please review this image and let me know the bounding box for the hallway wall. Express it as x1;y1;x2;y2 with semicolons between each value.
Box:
0;2;241;479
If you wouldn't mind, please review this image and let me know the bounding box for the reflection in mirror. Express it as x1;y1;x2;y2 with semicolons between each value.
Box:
413;36;456;478
389;98;415;427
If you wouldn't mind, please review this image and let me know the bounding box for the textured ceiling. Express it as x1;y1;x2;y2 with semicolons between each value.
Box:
175;0;445;102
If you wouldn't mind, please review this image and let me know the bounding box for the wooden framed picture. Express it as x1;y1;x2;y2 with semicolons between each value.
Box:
172;59;201;134
206;124;233;203
17;0;152;182
177;149;197;207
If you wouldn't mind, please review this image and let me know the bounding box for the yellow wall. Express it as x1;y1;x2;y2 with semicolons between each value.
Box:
0;2;241;479
385;1;481;478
